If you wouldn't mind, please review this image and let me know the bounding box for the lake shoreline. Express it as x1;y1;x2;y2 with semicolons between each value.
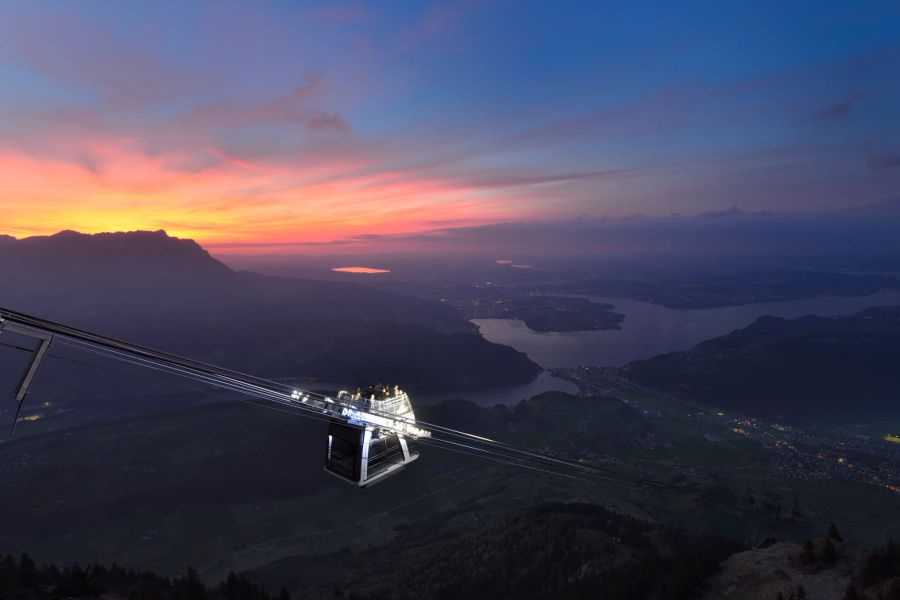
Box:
471;290;900;370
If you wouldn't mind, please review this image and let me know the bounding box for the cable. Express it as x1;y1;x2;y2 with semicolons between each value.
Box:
5;309;884;548
1;308;711;499
421;436;706;498
59;342;708;499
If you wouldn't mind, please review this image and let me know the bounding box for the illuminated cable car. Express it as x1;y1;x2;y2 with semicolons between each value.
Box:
0;308;432;487
2;307;686;497
325;384;425;486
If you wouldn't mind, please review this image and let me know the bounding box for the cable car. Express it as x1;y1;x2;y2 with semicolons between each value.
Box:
2;307;678;497
1;307;431;487
325;384;423;486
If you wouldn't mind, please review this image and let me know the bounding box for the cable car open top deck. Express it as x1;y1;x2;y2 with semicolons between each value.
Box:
325;385;423;486
0;307;431;487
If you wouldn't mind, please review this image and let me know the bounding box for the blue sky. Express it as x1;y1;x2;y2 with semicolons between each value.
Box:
0;0;898;248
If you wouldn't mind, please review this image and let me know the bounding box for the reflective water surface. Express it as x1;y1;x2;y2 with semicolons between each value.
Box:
331;267;391;274
473;291;900;369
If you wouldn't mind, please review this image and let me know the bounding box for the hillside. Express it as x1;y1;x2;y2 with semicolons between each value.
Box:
5;514;900;600
0;231;539;404
625;306;900;423
2;384;898;596
422;390;654;456
248;502;744;600
702;535;900;600
2;388;771;580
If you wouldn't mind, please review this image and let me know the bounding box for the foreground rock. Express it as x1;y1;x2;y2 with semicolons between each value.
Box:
702;539;859;600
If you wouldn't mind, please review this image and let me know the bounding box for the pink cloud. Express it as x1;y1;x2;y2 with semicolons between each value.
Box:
301;3;367;23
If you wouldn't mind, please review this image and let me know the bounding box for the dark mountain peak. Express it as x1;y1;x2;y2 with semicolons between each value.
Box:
0;229;235;319
694;314;795;351
8;228;231;276
42;228;212;253
0;230;535;386
49;229;88;238
857;305;900;321
26;227;194;244
699;205;776;219
628;304;900;422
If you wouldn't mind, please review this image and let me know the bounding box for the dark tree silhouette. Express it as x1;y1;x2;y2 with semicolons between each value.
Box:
828;523;844;542
822;539;839;565
0;555;274;600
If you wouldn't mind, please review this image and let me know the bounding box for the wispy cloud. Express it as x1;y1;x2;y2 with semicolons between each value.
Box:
868;152;900;170
0;1;897;250
301;3;367;23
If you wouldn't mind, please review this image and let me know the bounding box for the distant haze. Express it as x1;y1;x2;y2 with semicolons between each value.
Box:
212;199;900;261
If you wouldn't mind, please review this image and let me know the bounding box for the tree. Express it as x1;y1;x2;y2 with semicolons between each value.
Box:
800;539;815;564
828;523;844;542
57;564;94;597
843;583;862;600
0;554;18;589
791;498;804;521
279;587;291;600
18;552;36;587
176;566;207;600
822;539;839;565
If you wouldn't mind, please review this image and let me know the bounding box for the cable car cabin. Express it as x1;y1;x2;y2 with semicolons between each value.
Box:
325;422;418;487
0;308;431;487
324;385;425;487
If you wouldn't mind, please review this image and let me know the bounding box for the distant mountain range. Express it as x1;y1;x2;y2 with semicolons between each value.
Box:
322;196;900;262
626;306;900;423
0;231;539;397
554;269;900;309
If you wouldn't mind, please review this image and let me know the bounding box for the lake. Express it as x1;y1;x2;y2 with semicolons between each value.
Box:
472;290;900;369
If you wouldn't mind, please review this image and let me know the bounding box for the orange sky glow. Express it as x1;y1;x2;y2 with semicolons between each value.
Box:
0;146;521;252
3;3;898;256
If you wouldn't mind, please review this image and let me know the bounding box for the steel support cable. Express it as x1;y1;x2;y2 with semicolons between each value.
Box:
419;437;620;485
66;332;680;491
420;437;709;500
421;435;707;498
51;333;537;455
7;336;711;499
1;339;205;400
1;309;352;426
0;309;300;393
51;334;337;414
3;309;555;458
3;338;859;541
423;430;648;485
54;339;338;423
2;312;709;497
6;334;854;534
1;308;507;445
0;340;34;353
16;335;698;495
56;338;297;401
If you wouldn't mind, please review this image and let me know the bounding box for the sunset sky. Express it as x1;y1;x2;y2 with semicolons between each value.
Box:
1;1;898;252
